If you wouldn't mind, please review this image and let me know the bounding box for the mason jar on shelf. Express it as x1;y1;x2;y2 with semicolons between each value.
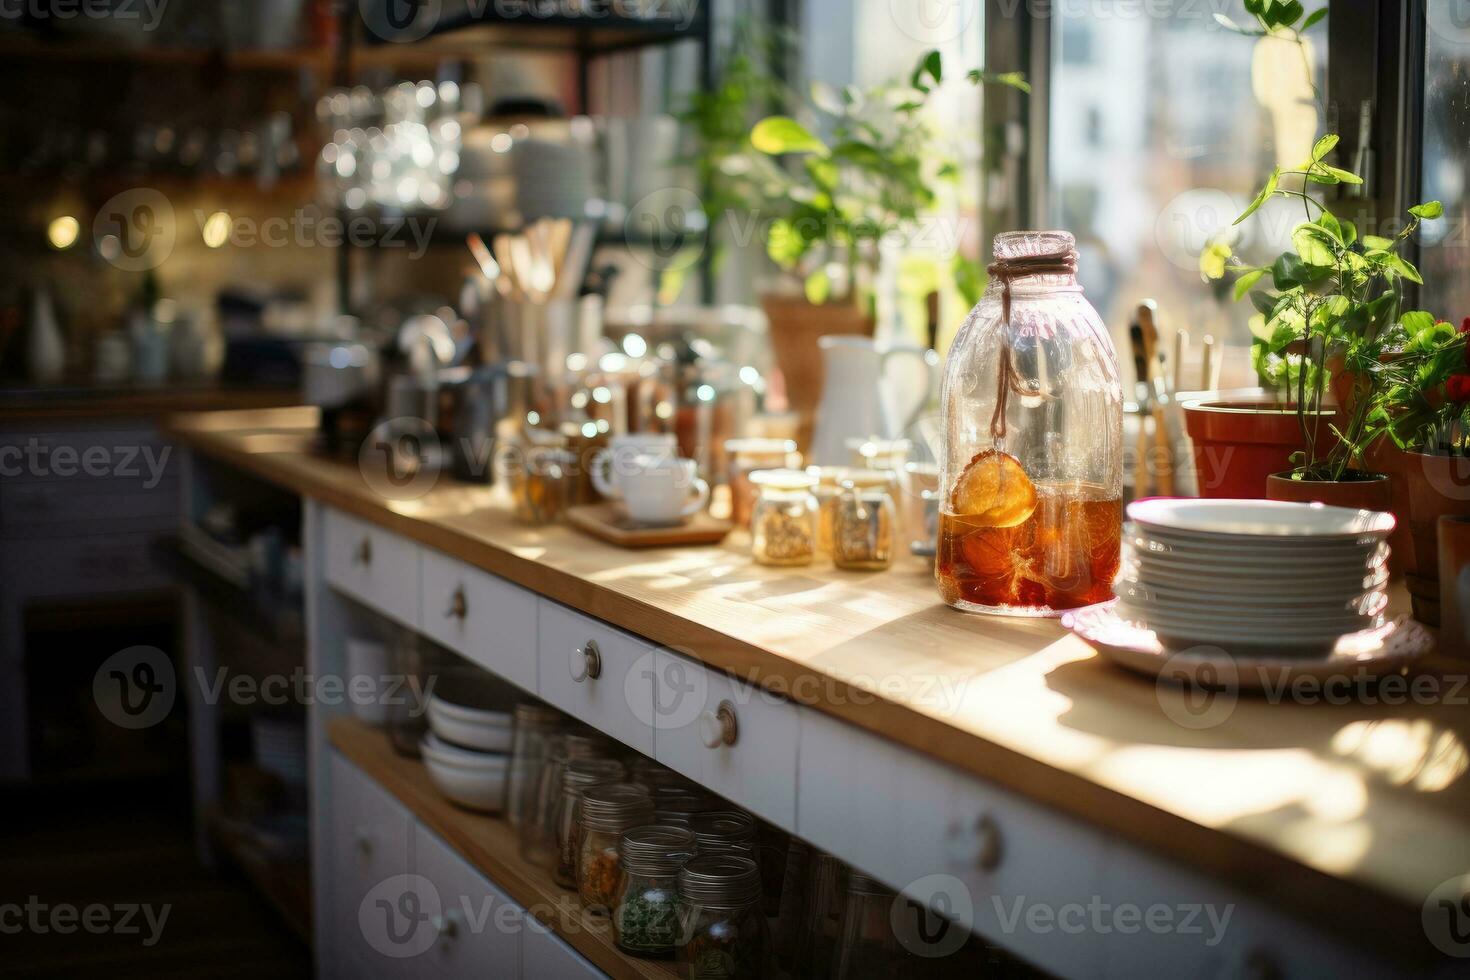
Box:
576;784;654;914
937;230;1123;617
553;757;626;889
831;470;899;571
612;824;695;958
676;855;769;980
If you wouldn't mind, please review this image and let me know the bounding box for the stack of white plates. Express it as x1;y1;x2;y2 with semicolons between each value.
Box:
1117;499;1395;656
420;734;509;814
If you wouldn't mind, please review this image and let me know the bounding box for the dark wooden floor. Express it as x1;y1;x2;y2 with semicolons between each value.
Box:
0;777;312;979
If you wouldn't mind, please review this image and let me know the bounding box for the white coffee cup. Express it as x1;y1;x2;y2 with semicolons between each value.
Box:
618;458;710;526
591;433;679;500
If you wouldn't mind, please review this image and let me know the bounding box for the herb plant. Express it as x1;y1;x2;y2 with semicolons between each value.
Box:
1365;317;1470;457
1205;135;1445;480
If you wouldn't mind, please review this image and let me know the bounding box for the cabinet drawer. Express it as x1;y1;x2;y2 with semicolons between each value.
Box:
419;549;537;691
652;650;798;830
523;920;606;980
1099;842;1398;979
325;509;420;628
797;711;1106;979
329;752;416;974
536;601;655;755
413;825;521;979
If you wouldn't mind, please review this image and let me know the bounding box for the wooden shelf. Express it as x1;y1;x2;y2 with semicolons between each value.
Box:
361;11;706;52
0;38;332;71
328;717;676;980
207;809;313;945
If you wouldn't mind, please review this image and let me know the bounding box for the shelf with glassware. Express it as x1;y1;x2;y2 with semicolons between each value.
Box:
356;2;710;53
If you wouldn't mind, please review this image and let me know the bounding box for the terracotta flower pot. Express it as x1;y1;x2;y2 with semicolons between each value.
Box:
1402;451;1470;626
1182;399;1334;499
760;294;874;453
1265;471;1392;512
1438;515;1470;660
1364;438;1416;577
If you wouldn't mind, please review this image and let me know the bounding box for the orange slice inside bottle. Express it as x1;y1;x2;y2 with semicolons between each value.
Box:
948;450;1038;527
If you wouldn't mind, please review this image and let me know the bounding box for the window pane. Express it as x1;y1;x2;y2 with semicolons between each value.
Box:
1047;1;1327;386
1420;0;1470;319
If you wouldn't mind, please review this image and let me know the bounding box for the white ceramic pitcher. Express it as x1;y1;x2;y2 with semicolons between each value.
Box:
808;336;936;465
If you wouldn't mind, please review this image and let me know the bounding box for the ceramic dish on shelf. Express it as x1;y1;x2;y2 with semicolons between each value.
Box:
1114;569;1389;606
426;695;514;753
419;733;508;813
1127;498;1397;541
1066;606;1433;692
1121;555;1390;596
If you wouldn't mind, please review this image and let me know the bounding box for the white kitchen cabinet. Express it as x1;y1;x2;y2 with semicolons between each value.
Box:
413;824;522;980
328;751;417;980
522;920;606;980
797;709;1106;979
419;547;538;691
652;648;799;830
325;508;421;628
536;600;655;755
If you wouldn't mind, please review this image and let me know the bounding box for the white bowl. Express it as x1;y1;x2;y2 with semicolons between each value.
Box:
427;696;514;753
1127;498;1395;541
421;732;509;770
420;736;508;813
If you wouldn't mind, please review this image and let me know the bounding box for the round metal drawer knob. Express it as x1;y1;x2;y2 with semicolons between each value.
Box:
355;538;373;566
433;910;460;941
699;701;739;749
354;829;373;856
571;640;602;682
446;587;468;620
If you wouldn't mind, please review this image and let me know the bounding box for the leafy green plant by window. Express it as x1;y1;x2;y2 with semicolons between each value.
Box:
746;51;1027;310
1205;134;1446;479
1366;317;1470;457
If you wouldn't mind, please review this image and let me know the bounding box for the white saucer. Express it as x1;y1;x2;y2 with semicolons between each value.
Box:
1127;498;1396;542
1066;606;1434;691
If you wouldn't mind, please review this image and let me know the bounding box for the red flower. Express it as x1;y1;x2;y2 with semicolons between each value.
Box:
1461;317;1470;335
1449;374;1470;403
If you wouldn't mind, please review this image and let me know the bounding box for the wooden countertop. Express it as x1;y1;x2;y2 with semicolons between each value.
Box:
0;384;299;424
167;407;1470;963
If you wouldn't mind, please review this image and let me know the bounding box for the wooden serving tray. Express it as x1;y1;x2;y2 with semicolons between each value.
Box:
566;503;733;548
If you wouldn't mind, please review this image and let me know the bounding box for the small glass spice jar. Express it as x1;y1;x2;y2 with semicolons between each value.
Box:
690;810;758;857
749;470;818;567
832;471;898;571
676;855;770;980
806;466;849;556
553;757;627;889
522;731;615;869
577;784;654;914
612;824;695;958
725;438;800;528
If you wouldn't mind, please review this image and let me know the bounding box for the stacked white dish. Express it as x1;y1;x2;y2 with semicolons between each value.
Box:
421;670;516;812
1117;498;1395;657
420;733;510;813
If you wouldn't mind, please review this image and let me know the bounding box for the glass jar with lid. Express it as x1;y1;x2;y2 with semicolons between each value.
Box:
577;784;654;913
749;470;818;567
506;703;566;830
832;470;898;571
725;438;800;527
521;731;614;869
553;757;626;889
806;466;849;555
830;871;926;979
690;810;758;857
612;824;695;958
937;231;1123;616
847;437;911;473
676;855;769;980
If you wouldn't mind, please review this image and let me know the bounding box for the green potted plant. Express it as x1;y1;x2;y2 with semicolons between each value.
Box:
1363;317;1470;622
1198;137;1444;507
744;51;1025;441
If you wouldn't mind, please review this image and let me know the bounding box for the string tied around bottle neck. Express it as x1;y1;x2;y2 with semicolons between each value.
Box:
986;246;1075;442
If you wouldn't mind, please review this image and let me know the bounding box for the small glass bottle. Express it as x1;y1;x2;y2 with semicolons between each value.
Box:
577;784;654;914
677;855;769;980
725;438;800;528
553;757;626;889
613;825;695;958
749;470;818;567
832;471;898;571
831;872;918;979
806;466;849;556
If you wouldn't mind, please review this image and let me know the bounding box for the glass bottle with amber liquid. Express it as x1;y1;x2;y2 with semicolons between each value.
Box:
937;231;1123;616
